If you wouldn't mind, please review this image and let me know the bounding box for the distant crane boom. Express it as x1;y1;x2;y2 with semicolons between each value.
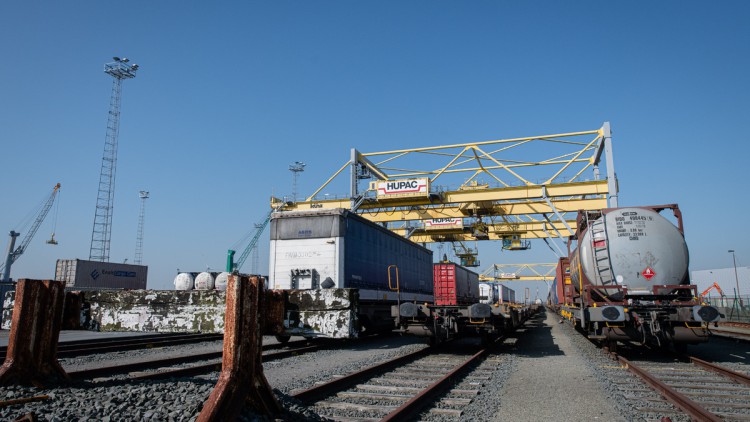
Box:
1;183;61;282
227;210;274;273
700;282;726;298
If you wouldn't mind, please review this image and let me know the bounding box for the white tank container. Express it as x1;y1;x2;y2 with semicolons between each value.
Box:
174;273;194;290
215;272;230;291
194;272;215;290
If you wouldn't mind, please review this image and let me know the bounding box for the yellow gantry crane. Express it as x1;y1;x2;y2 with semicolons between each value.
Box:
479;263;557;282
271;123;618;279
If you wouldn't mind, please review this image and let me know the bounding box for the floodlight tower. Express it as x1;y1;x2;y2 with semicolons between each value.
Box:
289;161;306;202
134;191;149;265
89;57;139;262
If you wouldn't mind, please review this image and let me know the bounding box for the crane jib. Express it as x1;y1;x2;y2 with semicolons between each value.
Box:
1;183;61;282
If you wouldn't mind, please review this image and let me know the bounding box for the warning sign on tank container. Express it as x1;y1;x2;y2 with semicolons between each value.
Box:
642;267;656;280
374;178;429;199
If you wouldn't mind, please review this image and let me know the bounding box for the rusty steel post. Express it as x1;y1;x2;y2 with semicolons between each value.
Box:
196;275;281;421
0;279;69;387
62;291;83;330
263;289;286;335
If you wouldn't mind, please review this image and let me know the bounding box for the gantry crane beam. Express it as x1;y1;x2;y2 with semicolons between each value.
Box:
275;193;608;224
478;263;557;282
394;222;575;243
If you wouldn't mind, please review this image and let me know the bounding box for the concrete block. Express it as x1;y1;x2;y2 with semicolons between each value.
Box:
84;290;227;332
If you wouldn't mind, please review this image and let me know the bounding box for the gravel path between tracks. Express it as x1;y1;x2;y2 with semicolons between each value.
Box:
490;311;627;422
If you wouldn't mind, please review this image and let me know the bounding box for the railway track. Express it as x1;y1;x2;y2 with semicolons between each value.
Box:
291;339;508;421
0;332;224;360
67;339;319;381
604;349;750;421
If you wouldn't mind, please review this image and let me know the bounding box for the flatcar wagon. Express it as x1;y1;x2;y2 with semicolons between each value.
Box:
395;262;529;343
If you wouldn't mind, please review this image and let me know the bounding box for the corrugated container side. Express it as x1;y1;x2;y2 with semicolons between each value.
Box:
500;285;515;303
434;263;479;306
343;214;433;296
55;259;147;289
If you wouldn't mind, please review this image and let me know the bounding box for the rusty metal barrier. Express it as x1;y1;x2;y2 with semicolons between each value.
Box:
0;279;69;387
62;291;83;330
197;275;281;421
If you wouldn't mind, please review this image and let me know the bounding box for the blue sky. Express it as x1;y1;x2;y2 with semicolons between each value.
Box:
1;2;748;293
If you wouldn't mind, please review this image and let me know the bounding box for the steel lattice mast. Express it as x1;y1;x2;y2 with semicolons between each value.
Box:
134;190;149;265
89;57;138;262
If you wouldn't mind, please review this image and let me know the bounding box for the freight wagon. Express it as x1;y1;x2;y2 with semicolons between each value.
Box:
396;262;528;343
434;263;479;305
268;208;433;339
551;205;722;351
55;259;147;290
479;282;515;305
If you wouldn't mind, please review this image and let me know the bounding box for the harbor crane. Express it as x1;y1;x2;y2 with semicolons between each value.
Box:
226;210;273;273
1;183;61;282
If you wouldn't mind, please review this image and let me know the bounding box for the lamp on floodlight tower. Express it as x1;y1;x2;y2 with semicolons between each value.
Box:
289;161;306;203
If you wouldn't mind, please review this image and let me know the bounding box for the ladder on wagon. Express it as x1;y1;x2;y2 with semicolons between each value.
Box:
585;211;616;295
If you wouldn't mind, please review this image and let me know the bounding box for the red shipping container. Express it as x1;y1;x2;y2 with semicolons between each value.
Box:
433;263;480;306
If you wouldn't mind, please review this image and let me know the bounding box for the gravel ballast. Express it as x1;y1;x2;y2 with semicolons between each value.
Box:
0;334;428;421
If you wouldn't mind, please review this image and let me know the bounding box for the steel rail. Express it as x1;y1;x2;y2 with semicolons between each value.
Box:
710;329;750;342
689;356;750;387
68;350;223;379
127;345;321;381
380;346;491;421
0;333;225;360
68;340;320;379
616;355;723;422
0;332;206;355
56;334;225;358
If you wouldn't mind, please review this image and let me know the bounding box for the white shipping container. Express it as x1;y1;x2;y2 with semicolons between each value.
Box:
55;259;147;289
268;209;433;303
478;282;499;304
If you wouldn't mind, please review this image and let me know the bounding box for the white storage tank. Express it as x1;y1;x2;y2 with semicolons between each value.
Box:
194;272;215;290
215;272;229;291
174;273;195;290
